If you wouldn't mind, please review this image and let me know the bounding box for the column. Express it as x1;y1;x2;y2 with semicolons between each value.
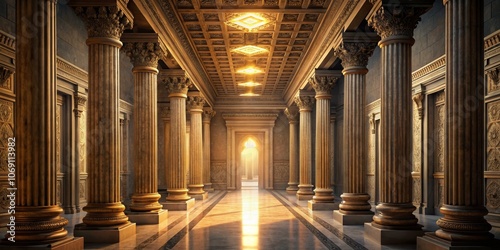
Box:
417;0;495;248
309;72;339;210
2;0;83;248
294;91;315;200
187;92;207;200
364;0;433;245
71;1;136;243
162;71;195;211
333;32;378;224
203;107;216;192
122;33;167;224
285;106;299;194
73;92;87;214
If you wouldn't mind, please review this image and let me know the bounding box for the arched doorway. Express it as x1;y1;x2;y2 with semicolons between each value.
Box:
239;136;261;189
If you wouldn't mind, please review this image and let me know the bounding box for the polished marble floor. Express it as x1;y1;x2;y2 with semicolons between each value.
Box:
6;190;498;249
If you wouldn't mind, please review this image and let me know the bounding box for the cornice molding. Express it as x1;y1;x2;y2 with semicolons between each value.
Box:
0;31;15;50
56;57;89;88
411;55;446;82
485;29;500;51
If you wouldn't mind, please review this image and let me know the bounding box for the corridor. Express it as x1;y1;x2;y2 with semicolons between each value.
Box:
62;190;442;250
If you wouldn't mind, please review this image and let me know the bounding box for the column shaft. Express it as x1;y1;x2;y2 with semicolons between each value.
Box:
435;0;493;242
285;107;299;194
11;0;70;244
188;95;206;198
203;108;215;192
294;95;315;200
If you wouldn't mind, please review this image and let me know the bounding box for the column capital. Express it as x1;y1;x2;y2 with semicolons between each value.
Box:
159;106;171;120
164;76;191;97
367;1;433;40
70;1;133;40
122;33;166;70
202;107;216;122
187;92;206;111
294;93;315;111
309;71;340;97
0;66;14;85
335;32;379;71
284;106;300;123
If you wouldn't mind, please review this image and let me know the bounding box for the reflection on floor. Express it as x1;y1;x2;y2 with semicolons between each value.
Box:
241;178;258;190
39;189;466;249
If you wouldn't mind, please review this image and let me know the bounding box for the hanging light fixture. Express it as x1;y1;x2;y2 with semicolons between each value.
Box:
232;45;268;56
236;59;264;74
225;13;276;32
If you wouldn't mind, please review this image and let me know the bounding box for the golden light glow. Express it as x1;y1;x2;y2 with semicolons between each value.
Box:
238;81;262;87
236;66;264;74
232;45;268;56
244;138;256;148
240;92;261;97
226;13;274;32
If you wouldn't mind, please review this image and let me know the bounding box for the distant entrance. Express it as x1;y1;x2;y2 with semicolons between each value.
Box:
241;138;259;190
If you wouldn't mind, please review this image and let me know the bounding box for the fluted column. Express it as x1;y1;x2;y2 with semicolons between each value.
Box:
202;107;216;192
364;0;432;244
71;1;136;242
333;33;378;224
309;74;338;210
159;106;171;190
121;34;167;224
285;106;300;194
162;73;195;210
418;0;494;248
4;1;82;247
294;92;315;200
187;93;207;200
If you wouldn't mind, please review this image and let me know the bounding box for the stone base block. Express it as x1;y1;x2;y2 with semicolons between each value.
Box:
0;237;84;250
162;198;195;211
308;201;339;211
74;222;136;243
417;233;497;250
364;222;423;245
296;194;313;201
189;192;208;200
126;209;168;225
333;210;373;225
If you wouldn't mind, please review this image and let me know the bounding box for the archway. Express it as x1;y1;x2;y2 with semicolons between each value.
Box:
239;136;261;189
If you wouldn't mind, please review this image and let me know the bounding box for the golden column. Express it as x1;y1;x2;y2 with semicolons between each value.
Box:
71;1;136;243
122;33;167;224
187;92;207;200
364;0;433;245
162;72;195;211
309;73;339;210
285;106;300;194
333;32;378;224
3;0;83;248
202;107;216;192
294;91;315;201
418;0;494;248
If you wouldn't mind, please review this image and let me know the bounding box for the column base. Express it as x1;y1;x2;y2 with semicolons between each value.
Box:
333;210;373;225
286;189;298;195
73;222;136;243
189;192;208;200
162;198;195;211
364;222;423;245
417;233;497;250
0;237;84;250
126;209;168;225
296;194;313;201
204;188;215;193
308;200;339;211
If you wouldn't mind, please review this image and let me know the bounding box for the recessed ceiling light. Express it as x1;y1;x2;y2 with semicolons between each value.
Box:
238;81;262;87
240;92;261;97
236;66;264;74
226;13;275;32
232;45;268;56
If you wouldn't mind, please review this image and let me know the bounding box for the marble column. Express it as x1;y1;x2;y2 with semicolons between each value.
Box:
285;106;300;194
294;91;315;201
309;73;339;210
417;0;494;248
203;107;216;192
333;32;378;224
364;0;433;245
3;0;83;247
71;1;136;243
187;92;207;200
122;33;167;224
159;106;171;191
163;73;195;211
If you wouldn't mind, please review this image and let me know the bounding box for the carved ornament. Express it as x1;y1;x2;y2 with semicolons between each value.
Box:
202;109;216;121
164;76;191;95
122;42;164;68
187;96;206;110
368;4;431;39
284;106;299;122
73;6;132;39
335;42;377;69
412;93;424;120
309;75;338;95
487;67;500;86
0;66;13;85
294;95;315;111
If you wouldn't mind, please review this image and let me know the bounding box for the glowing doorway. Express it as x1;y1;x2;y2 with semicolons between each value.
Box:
241;138;259;189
